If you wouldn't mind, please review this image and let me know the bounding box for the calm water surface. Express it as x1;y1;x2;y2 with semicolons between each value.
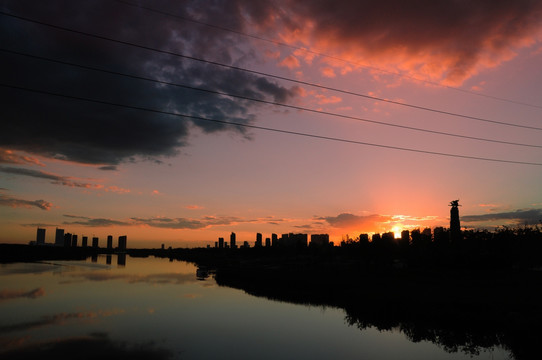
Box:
0;255;510;359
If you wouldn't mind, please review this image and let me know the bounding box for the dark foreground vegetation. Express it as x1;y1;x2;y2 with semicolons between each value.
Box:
2;226;542;359
164;226;542;360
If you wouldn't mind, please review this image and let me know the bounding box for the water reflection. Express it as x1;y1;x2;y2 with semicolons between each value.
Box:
213;268;532;360
1;332;172;359
195;266;215;281
0;255;512;360
117;253;126;267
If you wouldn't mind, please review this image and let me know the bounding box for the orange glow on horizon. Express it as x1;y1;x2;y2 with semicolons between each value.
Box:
392;225;402;239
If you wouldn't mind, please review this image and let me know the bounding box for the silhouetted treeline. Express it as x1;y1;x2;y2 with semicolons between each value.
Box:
337;226;542;270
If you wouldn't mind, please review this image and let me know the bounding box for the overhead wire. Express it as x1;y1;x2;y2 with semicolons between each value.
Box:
2;82;542;166
2;47;541;150
115;0;542;110
1;10;541;132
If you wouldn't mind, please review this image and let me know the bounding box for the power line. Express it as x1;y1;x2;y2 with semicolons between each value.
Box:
115;0;542;110
2;82;541;166
3;47;541;150
2;10;541;132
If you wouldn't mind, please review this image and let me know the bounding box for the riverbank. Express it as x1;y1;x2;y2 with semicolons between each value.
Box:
0;243;101;262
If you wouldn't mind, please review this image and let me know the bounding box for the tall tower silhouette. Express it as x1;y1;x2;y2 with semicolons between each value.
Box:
230;232;236;249
449;200;461;241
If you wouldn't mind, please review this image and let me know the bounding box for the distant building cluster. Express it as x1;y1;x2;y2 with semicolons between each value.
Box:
32;227;128;251
212;201;464;250
211;229;461;250
213;232;331;249
343;227;451;248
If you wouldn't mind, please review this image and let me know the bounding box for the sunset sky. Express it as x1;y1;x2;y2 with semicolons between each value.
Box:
1;0;542;248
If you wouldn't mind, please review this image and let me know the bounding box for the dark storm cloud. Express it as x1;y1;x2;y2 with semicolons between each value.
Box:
242;0;542;84
0;193;52;210
462;209;542;225
0;0;298;165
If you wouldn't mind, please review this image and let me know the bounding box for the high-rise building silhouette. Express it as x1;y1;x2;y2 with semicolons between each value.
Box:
450;200;462;241
72;234;78;247
92;237;99;248
36;228;45;245
55;228;64;246
218;237;224;249
382;232;395;244
422;228;432;242
400;230;410;248
255;233;263;247
359;233;370;246
271;233;278;247
118;235;127;251
230;232;236;249
82;236;88;247
310;234;329;247
64;233;72;247
107;235;113;249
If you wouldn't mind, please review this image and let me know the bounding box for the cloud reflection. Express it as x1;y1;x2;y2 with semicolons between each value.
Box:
65;271;198;285
0;288;45;302
0;309;125;334
0;333;173;360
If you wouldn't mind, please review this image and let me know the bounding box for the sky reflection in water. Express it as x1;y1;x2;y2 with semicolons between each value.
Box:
0;255;510;359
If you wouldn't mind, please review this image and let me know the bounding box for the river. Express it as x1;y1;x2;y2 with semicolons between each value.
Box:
0;254;510;359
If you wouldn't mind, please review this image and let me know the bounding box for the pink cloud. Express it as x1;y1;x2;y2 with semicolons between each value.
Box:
105;186;130;194
293;48;317;65
0;194;52;211
186;205;204;210
265;49;281;59
279;55;301;69
0;149;44;166
315;94;342;105
320;67;336;78
247;0;542;85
